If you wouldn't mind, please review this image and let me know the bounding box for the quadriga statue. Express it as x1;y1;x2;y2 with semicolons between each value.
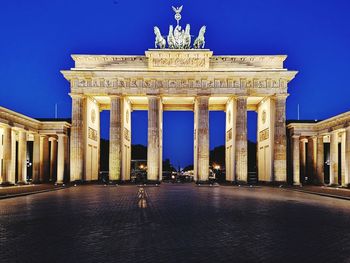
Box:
193;26;206;49
154;26;166;49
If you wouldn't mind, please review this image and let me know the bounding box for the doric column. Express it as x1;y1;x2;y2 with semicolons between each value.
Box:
344;127;350;187
299;139;307;183
225;98;236;182
235;96;247;183
32;133;40;183
341;131;346;186
292;135;300;185
147;96;161;181
9;130;16;184
70;94;84;181
329;131;339;185
316;135;324;185
56;134;67;184
273;95;287;183
17;130;27;184
109;96;122;181
1;126;12;185
307;136;317;183
40;135;49;182
194;96;209;182
50;138;57;182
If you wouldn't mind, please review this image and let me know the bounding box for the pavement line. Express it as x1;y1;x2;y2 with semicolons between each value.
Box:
286;188;350;201
0;186;67;200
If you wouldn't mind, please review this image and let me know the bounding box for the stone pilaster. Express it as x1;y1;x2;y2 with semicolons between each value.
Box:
70;94;85;182
316;135;324;185
50;138;57;182
292;135;300;185
1;126;12;185
235;96;247;183
32;133;40;183
56;134;66;184
147;96;161;181
329;131;339;185
345;127;350;187
40;135;49;182
17;130;27;184
109;96;122;181
273;95;287;183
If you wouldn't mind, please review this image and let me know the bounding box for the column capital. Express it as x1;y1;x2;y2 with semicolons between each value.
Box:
292;134;300;139
49;136;58;142
57;133;67;138
234;95;248;100
109;94;122;99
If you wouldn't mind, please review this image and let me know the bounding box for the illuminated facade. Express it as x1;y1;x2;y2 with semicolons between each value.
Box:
61;49;297;183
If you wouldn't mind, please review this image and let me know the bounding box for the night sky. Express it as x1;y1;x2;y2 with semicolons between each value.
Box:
1;0;350;167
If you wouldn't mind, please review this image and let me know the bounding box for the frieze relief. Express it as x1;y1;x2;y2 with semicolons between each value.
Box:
71;77;289;91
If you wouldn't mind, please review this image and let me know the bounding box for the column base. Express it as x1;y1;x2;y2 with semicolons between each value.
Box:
16;181;28;185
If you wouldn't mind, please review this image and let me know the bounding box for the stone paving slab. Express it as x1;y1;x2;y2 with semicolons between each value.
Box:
0;184;350;263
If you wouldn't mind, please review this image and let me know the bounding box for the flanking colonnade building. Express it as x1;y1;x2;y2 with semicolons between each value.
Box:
0;107;70;185
288;112;350;187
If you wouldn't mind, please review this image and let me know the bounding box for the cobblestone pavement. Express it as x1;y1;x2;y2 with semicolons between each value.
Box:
0;184;350;263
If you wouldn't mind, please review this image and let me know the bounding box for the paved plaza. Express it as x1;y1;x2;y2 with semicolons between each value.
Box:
0;184;350;263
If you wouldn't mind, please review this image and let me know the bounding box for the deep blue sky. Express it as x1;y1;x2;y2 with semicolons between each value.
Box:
1;0;350;167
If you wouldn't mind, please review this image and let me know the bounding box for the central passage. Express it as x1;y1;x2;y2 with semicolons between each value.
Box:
163;111;194;171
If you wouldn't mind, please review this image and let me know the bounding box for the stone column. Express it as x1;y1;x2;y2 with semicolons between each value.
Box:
316;135;324;185
193;101;199;182
307;137;316;183
50;138;57;182
273;95;287;183
17;130;27;184
235;96;247;183
329;131;339;185
1;126;12;185
70;94;84;182
344;127;350;187
9;130;16;184
292;135;300;185
56;134;66;184
109;96;122;181
300;139;307;183
32;133;40;183
196;96;209;182
40;135;49;182
341;131;346;186
147;96;161;182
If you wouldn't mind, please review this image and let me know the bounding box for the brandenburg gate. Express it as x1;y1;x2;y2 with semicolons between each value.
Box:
61;6;297;184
